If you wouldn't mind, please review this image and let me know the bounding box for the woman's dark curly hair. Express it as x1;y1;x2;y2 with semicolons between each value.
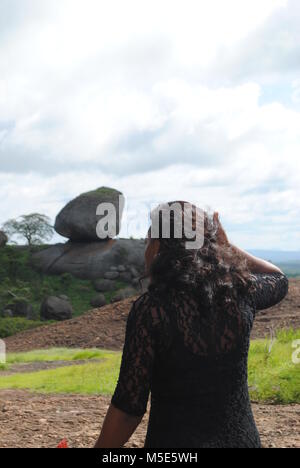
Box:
147;201;254;309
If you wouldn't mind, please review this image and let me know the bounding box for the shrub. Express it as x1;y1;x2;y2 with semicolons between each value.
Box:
0;318;45;338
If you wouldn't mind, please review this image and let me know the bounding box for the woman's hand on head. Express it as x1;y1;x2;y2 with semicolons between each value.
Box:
213;212;230;248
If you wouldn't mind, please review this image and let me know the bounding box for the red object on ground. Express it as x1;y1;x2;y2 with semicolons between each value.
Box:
57;439;68;448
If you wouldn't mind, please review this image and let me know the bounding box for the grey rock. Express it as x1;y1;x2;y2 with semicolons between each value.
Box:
104;271;119;280
4;301;33;318
93;279;116;292
90;294;106;308
119;272;132;282
117;265;126;272
40;296;73;321
1;309;13;318
111;287;137;303
129;266;140;278
0;231;8;248
32;239;145;280
54;187;125;241
132;278;140;287
109;266;118;271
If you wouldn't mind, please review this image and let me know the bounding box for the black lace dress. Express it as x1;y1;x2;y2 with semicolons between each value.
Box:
111;273;289;448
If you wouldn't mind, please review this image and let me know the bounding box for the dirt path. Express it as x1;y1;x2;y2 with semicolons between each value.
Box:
0;390;299;448
1;359;103;376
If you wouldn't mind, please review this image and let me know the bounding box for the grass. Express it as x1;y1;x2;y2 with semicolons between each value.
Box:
0;330;299;404
0;350;121;395
0;317;47;339
248;329;300;404
6;348;116;364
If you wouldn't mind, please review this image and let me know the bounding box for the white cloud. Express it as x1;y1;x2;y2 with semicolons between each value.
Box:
0;0;299;250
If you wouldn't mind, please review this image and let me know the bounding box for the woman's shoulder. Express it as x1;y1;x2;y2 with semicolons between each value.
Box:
130;291;165;327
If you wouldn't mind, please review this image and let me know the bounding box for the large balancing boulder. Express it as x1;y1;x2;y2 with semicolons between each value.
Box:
54;187;125;241
40;296;73;321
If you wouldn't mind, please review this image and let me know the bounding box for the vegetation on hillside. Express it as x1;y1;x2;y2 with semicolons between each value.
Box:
0;246;126;338
277;261;300;278
0;244;298;339
0;318;46;339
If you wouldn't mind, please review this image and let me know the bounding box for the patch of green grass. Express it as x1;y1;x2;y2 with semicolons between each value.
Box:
82;186;121;198
0;331;299;403
0;352;121;395
6;348;116;364
0;317;46;339
248;329;300;404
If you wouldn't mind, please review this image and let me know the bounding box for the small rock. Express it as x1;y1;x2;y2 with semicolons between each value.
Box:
129;266;140;278
132;278;140;287
1;309;13;318
93;279;116;292
119;272;132;282
111;287;137;303
90;294;106;308
104;271;119;280
4;301;33;319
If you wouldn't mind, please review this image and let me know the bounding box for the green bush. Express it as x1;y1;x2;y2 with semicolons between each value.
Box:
0;317;45;338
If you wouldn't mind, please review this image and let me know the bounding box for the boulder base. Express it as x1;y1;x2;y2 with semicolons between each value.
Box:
32;239;145;280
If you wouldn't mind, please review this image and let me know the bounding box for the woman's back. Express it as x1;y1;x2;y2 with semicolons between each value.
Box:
111;272;289;448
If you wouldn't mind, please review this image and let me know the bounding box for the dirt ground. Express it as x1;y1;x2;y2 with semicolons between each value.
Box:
4;279;300;353
0;390;299;448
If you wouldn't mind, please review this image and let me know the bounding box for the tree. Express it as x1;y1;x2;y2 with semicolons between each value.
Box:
2;213;54;246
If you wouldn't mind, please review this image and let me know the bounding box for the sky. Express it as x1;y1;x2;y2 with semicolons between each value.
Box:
0;0;300;249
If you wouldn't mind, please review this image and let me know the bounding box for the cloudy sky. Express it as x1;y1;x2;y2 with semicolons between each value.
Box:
0;0;300;249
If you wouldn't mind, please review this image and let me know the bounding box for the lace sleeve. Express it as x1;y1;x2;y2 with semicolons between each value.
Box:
111;294;159;417
249;272;289;312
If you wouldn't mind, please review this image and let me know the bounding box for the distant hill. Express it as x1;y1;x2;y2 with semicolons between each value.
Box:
248;250;300;277
249;250;300;262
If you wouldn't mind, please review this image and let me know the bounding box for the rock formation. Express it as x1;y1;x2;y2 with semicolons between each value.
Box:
32;238;145;280
54;186;125;242
32;186;145;311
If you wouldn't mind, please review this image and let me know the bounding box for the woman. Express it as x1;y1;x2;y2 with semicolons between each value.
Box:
94;201;289;448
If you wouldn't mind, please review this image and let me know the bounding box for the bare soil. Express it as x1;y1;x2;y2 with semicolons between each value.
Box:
0;390;299;448
4;279;300;353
